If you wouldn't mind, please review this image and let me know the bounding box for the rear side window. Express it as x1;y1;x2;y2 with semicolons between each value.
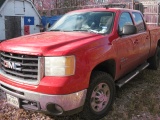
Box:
132;12;146;32
119;12;134;32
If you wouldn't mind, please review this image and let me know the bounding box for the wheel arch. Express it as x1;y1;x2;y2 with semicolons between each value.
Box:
90;59;116;83
158;39;160;47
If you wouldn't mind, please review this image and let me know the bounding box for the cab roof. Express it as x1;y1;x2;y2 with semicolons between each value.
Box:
67;7;141;14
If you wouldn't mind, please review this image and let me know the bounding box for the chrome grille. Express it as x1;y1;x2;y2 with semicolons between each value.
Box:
0;51;40;83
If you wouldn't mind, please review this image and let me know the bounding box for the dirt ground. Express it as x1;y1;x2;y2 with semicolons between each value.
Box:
0;67;160;120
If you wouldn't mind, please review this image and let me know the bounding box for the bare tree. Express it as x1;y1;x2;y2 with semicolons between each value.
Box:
33;0;133;16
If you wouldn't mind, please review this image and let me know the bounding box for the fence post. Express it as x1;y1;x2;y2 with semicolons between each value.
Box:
132;0;134;9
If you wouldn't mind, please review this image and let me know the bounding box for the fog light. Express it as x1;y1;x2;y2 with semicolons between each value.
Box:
46;103;63;115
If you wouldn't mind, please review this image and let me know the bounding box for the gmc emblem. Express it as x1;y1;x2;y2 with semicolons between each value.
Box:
3;60;22;71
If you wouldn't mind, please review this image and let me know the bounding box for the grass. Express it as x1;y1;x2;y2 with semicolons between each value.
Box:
0;67;160;120
105;68;160;120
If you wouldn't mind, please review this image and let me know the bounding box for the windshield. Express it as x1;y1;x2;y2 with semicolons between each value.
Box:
49;11;115;34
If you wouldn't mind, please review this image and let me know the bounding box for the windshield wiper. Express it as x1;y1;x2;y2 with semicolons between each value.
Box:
50;29;61;31
50;29;73;32
73;29;88;31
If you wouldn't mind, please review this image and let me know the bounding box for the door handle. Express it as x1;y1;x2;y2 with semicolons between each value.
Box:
133;39;139;44
146;36;149;39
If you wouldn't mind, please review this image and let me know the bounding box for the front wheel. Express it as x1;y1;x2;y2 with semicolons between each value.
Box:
80;71;115;120
148;46;160;70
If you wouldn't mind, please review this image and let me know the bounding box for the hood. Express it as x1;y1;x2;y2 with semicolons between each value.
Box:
0;32;102;56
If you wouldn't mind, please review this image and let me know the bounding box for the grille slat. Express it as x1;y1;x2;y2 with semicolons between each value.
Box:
1;52;38;61
22;63;38;67
0;51;39;82
1;57;23;64
2;67;37;79
1;57;38;67
22;69;38;72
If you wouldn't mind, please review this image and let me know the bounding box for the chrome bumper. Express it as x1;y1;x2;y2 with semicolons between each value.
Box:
0;81;87;115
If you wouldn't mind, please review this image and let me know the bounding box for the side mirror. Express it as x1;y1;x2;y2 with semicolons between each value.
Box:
120;25;137;36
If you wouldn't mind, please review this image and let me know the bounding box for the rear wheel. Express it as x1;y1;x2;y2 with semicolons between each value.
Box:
80;71;115;120
148;46;160;70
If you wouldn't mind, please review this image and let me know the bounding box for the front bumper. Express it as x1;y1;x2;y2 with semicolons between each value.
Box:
0;81;87;115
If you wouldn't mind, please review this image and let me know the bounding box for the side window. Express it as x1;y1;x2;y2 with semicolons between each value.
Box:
119;12;134;31
132;12;146;32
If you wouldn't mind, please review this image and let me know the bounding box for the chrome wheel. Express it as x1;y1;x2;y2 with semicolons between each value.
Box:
90;83;110;112
80;72;115;120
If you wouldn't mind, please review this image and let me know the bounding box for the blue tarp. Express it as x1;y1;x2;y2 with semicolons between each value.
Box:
41;15;62;28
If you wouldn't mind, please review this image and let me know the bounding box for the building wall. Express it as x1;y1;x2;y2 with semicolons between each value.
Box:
0;0;40;40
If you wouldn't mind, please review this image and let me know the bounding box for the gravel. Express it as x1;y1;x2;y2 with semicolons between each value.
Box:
0;67;160;120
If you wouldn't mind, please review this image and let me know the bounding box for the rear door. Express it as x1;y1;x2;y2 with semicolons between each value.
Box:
132;12;150;63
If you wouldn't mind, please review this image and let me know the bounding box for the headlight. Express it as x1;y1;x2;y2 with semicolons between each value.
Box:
45;56;75;76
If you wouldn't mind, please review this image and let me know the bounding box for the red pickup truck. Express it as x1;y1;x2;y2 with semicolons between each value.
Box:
0;7;160;120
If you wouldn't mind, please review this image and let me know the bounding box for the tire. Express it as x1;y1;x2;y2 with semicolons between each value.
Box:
80;71;116;120
148;46;160;70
